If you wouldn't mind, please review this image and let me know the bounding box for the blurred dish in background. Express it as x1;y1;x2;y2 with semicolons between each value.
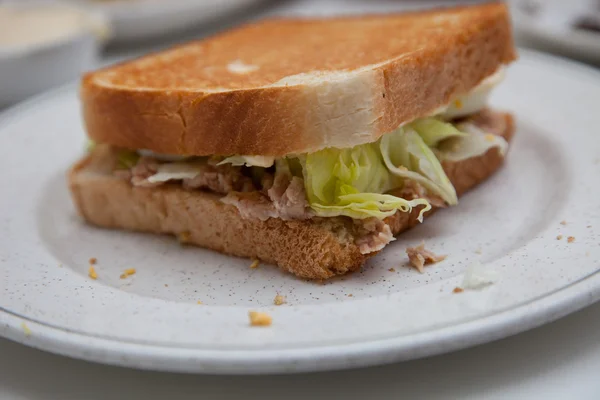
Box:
0;2;110;107
67;0;271;43
512;0;600;64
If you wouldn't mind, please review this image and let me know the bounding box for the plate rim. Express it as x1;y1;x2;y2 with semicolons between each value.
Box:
1;48;600;374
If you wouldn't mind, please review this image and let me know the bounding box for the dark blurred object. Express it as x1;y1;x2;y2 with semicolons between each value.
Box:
574;14;600;33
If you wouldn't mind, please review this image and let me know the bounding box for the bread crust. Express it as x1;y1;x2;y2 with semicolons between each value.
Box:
81;3;516;157
69;111;514;280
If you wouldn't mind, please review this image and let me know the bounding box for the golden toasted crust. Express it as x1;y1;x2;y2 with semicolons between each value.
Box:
82;3;516;157
69;111;514;280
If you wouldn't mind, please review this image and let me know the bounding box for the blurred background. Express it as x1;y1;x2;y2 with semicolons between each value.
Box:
1;0;599;108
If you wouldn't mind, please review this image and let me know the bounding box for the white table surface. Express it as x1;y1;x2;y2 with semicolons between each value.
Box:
2;0;600;398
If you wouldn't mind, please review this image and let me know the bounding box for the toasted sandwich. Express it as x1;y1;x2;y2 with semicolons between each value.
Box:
69;3;517;280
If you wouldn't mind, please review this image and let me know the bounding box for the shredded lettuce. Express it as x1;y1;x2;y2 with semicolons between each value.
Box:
116;150;140;170
137;149;191;162
302;143;431;220
218;155;275;168
380;126;458;205
436;123;508;162
146;162;203;183
114;115;505;222
409;118;467;147
86;139;96;152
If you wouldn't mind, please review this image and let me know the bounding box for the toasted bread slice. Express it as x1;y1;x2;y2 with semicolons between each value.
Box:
69;110;514;280
81;3;515;157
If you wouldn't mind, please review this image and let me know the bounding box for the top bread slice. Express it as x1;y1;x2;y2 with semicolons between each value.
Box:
82;3;516;157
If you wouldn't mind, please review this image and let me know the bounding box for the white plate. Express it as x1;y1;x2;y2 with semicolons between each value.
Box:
71;0;268;43
512;0;600;63
1;50;600;374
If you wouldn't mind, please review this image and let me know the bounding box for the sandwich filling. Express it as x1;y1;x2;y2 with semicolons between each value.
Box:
90;71;509;254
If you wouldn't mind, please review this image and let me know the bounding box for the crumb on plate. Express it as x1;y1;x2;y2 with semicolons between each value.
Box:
474;248;482;254
273;294;286;306
21;322;31;337
406;243;447;273
89;257;97;265
560;220;567;225
568;236;575;243
249;259;260;269
120;268;136;279
347;294;353;297
388;267;396;272
557;235;563;240
197;300;203;305
453;287;464;294
249;311;272;327
88;266;98;280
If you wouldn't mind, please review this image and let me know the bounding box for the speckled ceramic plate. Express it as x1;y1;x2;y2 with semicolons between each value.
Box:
1;50;600;374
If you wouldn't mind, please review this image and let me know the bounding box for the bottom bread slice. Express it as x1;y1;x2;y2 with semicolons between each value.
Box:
69;111;514;280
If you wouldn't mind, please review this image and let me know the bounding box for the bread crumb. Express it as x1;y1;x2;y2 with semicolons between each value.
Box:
388;268;396;272
454;99;463;109
560;220;567;225
557;235;563;240
178;231;191;243
567;236;575;243
453;287;464;293
474;248;482;254
406;243;447;273
88;266;98;280
249;259;260;269
273;294;286;306
587;225;592;228
164;283;169;287
249;311;272;327
347;294;353;297
120;268;137;279
89;257;97;265
21;322;31;337
484;134;496;142
197;300;203;305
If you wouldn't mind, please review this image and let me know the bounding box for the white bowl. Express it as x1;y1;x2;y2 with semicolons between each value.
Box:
0;2;110;108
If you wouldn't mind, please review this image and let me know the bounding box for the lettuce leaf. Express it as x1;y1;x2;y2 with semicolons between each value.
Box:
409;118;467;147
116;150;140;170
218;155;275;168
380;127;458;205
303;143;431;221
146;162;204;183
86;139;96;152
137;149;191;162
436;122;508;162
